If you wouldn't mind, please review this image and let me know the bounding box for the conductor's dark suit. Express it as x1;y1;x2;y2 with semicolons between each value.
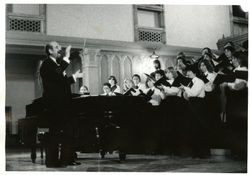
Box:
40;57;75;166
40;58;74;111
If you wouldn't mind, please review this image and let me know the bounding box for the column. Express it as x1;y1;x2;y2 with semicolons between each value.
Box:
80;48;101;95
34;59;43;98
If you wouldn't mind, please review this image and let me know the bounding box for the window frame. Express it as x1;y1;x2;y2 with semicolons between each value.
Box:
6;4;46;33
133;4;166;44
229;5;248;36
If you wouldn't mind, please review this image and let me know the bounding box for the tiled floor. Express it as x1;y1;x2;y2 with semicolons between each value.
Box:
6;149;247;172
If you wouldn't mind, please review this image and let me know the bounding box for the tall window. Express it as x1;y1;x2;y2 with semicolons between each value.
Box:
230;5;248;36
134;5;166;43
6;4;46;33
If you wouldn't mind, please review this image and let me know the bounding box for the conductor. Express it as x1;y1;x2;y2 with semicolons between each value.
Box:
40;41;81;167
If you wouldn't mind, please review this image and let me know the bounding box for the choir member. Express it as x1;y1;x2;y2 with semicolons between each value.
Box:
219;51;248;123
101;82;115;96
179;65;210;158
123;78;135;96
143;76;165;153
224;42;235;61
144;77;165;106
176;52;188;76
179;66;205;100
201;47;212;57
159;67;185;155
199;59;221;132
161;67;180;96
227;51;248;91
108;75;121;94
123;78;135;92
79;85;90;96
150;59;166;79
201;47;220;62
198;59;217;92
154;70;170;89
215;42;235;74
174;52;193;86
218;42;245;123
131;74;147;96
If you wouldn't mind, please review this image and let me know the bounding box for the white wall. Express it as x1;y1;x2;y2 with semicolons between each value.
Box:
6;76;35;134
164;5;231;49
5;58;36;134
12;4;40;15
47;4;134;42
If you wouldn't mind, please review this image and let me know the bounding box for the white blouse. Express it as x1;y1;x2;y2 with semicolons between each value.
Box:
145;87;165;106
228;66;248;91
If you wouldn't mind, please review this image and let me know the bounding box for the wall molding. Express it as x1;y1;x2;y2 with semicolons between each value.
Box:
6;31;213;58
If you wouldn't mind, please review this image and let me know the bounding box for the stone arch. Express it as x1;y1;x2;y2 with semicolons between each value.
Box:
111;55;121;86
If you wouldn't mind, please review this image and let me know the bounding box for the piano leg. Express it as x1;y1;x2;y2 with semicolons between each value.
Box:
119;152;126;161
41;147;44;159
29;127;38;163
31;145;37;163
100;150;105;159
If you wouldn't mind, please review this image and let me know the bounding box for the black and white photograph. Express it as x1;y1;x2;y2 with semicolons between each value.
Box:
3;1;249;173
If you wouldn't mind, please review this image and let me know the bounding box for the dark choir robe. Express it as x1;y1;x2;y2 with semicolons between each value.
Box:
176;71;192;86
184;78;210;158
198;73;221;129
111;84;118;93
40;58;75;121
110;84;122;95
159;77;191;155
214;53;234;74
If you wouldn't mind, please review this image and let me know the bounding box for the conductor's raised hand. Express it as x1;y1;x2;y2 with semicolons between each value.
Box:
65;45;72;58
73;69;81;78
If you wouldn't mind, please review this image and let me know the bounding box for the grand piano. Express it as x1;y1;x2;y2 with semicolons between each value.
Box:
18;95;151;162
19;79;248;163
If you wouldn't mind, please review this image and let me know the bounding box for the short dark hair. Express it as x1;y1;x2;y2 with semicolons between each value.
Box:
45;43;53;56
224;46;235;53
132;74;141;82
202;47;212;53
203;52;213;59
176;56;188;66
233;51;248;67
177;52;186;59
108;75;117;84
224;41;235;52
198;59;214;73
155;70;164;77
185;65;197;74
103;82;111;89
153;59;161;68
165;67;178;79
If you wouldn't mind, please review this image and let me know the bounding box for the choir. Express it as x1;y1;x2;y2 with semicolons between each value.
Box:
77;41;248;158
81;41;248;125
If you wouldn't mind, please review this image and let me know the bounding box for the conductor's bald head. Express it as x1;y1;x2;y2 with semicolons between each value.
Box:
45;41;62;59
